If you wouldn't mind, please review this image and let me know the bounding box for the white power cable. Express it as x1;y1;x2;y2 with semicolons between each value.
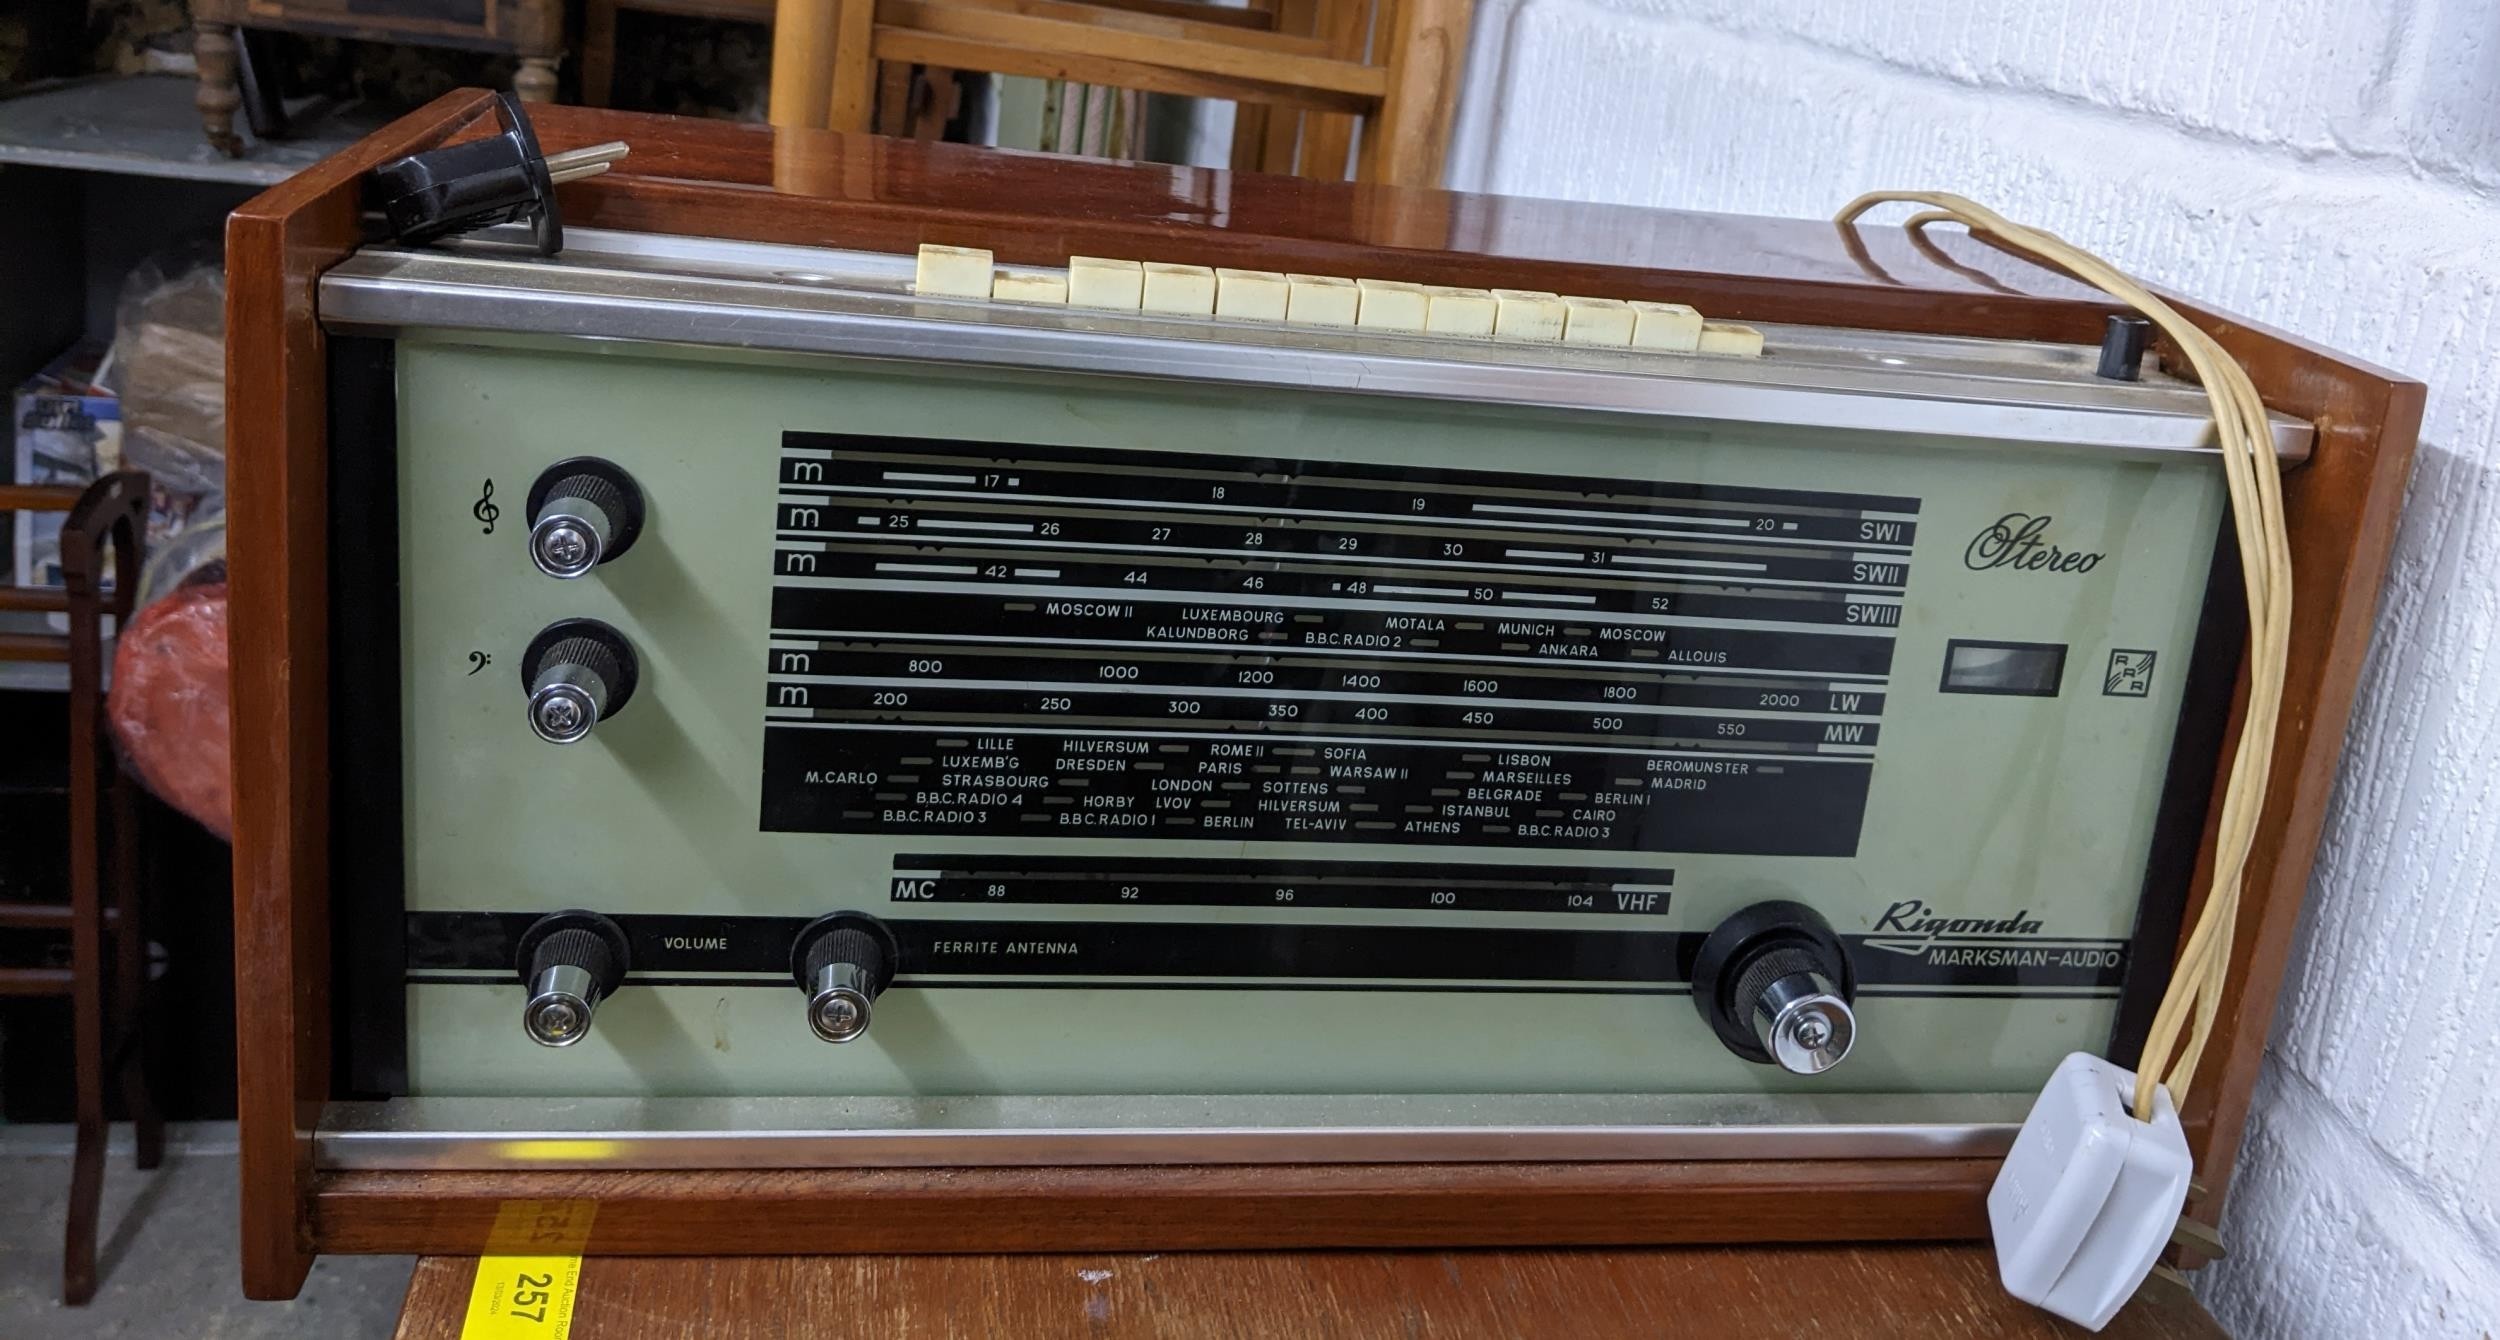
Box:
1835;191;2293;1124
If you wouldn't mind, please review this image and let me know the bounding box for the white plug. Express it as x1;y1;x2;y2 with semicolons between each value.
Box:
1990;1052;2193;1331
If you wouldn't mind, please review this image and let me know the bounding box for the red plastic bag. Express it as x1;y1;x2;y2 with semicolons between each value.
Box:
107;577;231;841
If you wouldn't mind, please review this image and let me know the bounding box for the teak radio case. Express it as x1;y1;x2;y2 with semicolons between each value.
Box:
225;92;2421;1298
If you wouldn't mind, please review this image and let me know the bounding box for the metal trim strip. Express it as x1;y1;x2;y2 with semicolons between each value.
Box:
315;1095;2023;1169
315;241;2310;462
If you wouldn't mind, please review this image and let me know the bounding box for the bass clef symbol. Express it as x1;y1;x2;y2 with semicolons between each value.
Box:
473;479;500;534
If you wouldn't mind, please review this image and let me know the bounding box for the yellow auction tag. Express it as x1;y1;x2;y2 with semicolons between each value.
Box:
460;1199;598;1340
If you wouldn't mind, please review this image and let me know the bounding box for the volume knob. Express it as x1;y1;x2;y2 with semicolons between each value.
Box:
521;618;639;744
791;913;898;1044
527;457;645;578
516;911;631;1047
1691;900;1858;1075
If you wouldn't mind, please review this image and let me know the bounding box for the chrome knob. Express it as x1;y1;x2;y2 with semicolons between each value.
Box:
1740;948;1856;1074
791;913;897;1044
1691;900;1859;1076
526;458;644;579
533;516;600;578
523;965;598;1045
516;912;631;1048
520;619;639;745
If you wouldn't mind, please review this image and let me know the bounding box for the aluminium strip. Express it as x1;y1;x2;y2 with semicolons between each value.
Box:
317;244;2312;461
316;1092;2025;1170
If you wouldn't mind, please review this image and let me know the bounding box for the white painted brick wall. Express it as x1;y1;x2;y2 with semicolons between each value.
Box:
1445;4;2500;1335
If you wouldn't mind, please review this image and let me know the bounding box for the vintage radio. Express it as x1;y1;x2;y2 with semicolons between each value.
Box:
224;95;2419;1296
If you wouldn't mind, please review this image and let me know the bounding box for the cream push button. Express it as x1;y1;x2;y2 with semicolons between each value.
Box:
1691;900;1858;1075
521;618;639;744
526;456;645;578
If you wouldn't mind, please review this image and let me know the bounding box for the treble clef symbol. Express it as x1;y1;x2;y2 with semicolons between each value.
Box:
473;479;500;534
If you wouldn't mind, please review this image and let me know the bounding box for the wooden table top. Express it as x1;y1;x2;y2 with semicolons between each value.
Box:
392;1246;2223;1338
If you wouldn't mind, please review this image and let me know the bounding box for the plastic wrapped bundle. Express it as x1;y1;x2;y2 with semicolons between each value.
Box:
107;240;226;513
108;539;232;842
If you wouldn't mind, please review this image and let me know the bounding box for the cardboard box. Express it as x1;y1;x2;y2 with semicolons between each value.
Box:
10;345;120;597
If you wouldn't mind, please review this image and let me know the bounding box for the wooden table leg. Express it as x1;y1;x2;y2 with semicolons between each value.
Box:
515;55;560;102
193;22;244;157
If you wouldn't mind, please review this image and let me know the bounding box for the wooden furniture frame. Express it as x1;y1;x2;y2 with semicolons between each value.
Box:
765;0;1470;185
1226;0;1367;177
190;0;568;156
388;1244;2230;1337
0;472;157;1305
226;93;2422;1299
864;0;1284;151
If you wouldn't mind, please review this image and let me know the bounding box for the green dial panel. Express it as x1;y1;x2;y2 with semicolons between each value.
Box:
384;332;2226;1104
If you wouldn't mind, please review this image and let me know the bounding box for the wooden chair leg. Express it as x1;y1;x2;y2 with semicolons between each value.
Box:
824;0;880;132
111;764;161;1171
1301;113;1354;178
874;60;914;136
581;0;620;108
64;666;107;1304
1291;0;1367;177
1228;0;1283;171
769;0;839;127
63;1113;103;1304
1259;103;1302;172
1255;0;1323;173
1356;0;1470;185
1229;101;1270;171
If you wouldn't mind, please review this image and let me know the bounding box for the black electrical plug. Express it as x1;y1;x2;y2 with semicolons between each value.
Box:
366;93;628;256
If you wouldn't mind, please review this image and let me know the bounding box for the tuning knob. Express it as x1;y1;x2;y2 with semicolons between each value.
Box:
516;911;631;1047
1691;900;1858;1075
790;912;898;1043
520;618;639;744
527;457;645;578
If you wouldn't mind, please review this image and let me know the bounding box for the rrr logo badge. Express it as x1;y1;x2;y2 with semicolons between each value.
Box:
1963;513;2107;574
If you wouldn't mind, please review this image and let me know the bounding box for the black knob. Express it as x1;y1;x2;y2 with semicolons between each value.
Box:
790;912;897;1044
2096;314;2153;382
1691;900;1857;1075
527;457;645;578
520;618;639;744
516;911;631;1047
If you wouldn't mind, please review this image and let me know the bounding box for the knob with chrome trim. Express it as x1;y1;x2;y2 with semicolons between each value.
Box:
526;457;645;578
790;912;897;1044
516;911;631;1047
1691;900;1857;1075
520;618;639;745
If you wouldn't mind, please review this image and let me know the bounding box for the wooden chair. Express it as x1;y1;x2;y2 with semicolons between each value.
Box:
0;472;159;1305
766;0;1471;185
1225;0;1365;178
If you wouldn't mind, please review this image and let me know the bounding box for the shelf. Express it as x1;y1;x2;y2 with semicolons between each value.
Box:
0;74;392;185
